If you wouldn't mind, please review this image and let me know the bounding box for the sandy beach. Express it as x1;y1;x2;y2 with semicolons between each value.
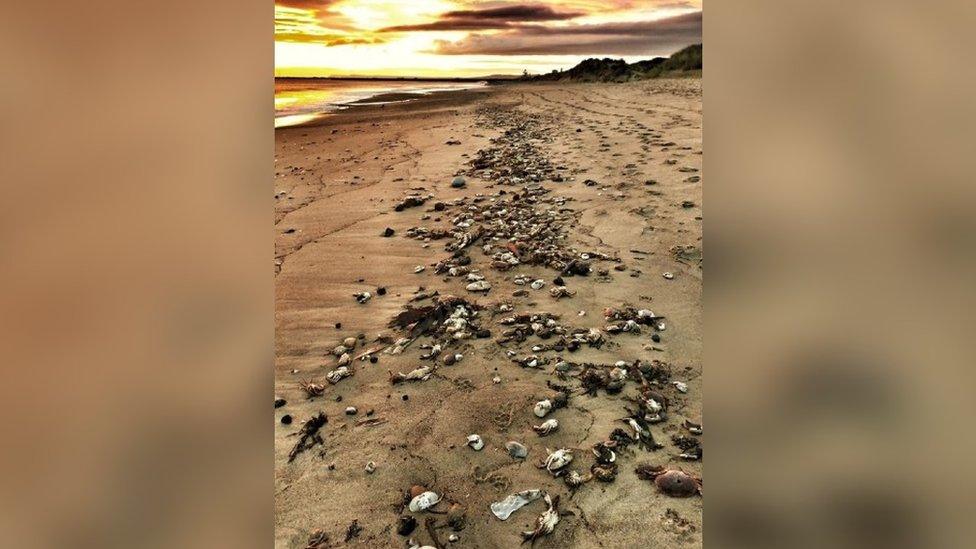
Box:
275;79;702;548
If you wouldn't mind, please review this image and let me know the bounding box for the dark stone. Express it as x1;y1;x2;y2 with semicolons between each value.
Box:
434;202;446;211
553;276;565;286
383;227;395;237
280;414;292;425
335;323;342;329
377;287;387;295
402;394;409;401
274;398;286;408
651;334;661;343
370;356;378;364
476;329;491;338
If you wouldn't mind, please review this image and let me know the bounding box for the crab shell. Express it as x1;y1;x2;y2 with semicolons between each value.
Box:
533;418;559;436
541;448;573;473
653;470;702;497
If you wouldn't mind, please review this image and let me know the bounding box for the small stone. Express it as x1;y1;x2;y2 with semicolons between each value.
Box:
345;406;358;415
651;333;661;343
397;515;417;536
449;534;459;542
370;355;378;364
663;272;675;280
402;394;409;401
343;337;357;348
274;397;286;408
335;322;342;329
280;414;292;425
383;227;395;237
377;287;387;295
364;461;376;473
451;176;466;188
505;441;528;459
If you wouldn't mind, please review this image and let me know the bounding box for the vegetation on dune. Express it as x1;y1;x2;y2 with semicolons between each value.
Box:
526;44;702;83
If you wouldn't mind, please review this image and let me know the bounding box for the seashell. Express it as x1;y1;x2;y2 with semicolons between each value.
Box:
663;271;674;279
326;366;352;384
448;534;459;542
530;279;545;290
533;399;553;418
337;353;351;366
414;265;426;273
364;461;376;474
408;491;442;512
490;489;543;520
492;375;501;384
563;470;591;490
332;345;348;357
506;441;528;459
672;381;688;393
343;337;358;349
467;434;484;450
533;418;559;436
466;280;491;292
591;462;618;482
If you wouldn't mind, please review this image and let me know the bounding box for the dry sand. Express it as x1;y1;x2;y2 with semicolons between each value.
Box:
275;79;702;548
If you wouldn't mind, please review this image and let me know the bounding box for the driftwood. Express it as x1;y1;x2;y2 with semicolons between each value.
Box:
288;412;327;462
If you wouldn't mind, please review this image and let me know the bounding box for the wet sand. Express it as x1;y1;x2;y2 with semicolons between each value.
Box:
275;79;702;548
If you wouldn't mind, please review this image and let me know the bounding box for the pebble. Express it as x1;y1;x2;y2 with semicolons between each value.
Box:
383;227;395;237
280;414;292;425
663;271;674;279
274;397;286;408
365;461;376;474
451;176;466;188
345;406;358;415
506;441;528;459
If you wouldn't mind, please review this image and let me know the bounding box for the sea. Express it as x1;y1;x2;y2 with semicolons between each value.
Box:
274;79;487;128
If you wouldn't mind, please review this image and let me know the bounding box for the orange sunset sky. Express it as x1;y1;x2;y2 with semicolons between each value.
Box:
275;1;702;77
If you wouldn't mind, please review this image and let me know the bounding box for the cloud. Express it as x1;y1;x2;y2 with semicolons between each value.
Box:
381;3;584;32
432;10;701;56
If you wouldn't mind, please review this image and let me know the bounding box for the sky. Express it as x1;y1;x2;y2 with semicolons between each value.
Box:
275;1;702;77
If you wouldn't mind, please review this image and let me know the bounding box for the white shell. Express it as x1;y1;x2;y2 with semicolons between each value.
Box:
506;441;528;459
530;279;545;290
408;491;441;512
533;399;553;418
544;448;573;472
467;434;484;450
466;280;491;292
672;381;688;393
364;461;376;473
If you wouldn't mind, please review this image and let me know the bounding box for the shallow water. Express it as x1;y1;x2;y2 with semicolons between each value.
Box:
274;79;486;128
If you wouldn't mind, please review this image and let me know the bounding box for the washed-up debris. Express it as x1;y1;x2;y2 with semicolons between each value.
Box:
539;448;573;475
621;412;662;451
506;441;528;459
563;470;592;491
591;462;619;482
490;489;543;520
395;194;431;212
390;365;434;384
288;412;327;463
467;434;485;450
592;441;617;464
305;529;329;549
672;381;689;393
300;379;325;399
447;503;467;531
409;491;442;512
533;418;558;436
397;515;418;536
635;464;702;497
326;366;352;384
389;295;483;342
344;519;362;542
549;286;575;299
684;418;703;435
530;279;545;290
672;435;703;461
521;493;560;544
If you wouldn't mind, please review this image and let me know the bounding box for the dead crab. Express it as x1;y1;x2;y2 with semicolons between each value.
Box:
634;464;702;497
521;493;559;545
299;379;325;398
538;448;573;475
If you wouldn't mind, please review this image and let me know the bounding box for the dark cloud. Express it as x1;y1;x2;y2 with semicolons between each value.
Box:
381;3;584;32
442;4;584;21
432;10;701;56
